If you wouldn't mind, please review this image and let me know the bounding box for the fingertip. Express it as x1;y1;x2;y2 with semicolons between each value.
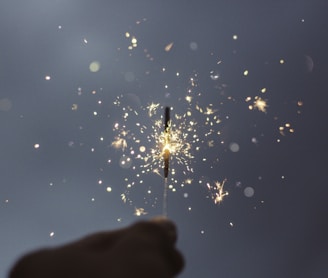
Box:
150;217;177;244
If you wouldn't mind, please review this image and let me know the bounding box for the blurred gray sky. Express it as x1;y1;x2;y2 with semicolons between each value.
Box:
1;1;327;277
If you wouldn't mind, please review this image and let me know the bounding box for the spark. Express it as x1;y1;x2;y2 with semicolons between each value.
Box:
279;123;295;135
165;42;174;52
253;97;268;112
111;137;127;151
147;103;160;117
185;95;193;103
207;179;229;204
134;207;147;216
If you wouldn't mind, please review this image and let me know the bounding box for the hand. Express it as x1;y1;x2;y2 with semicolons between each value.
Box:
9;217;184;278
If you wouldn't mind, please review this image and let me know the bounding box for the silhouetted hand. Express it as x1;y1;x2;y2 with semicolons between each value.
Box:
9;217;184;278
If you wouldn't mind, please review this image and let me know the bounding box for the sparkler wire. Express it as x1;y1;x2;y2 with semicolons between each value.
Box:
163;177;168;217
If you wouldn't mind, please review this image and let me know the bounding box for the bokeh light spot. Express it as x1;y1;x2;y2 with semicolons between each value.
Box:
189;42;198;51
244;187;255;197
229;142;240;152
89;61;101;72
0;98;12;111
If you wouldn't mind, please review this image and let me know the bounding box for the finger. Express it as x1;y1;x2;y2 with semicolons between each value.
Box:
150;216;178;244
128;220;185;276
72;227;130;252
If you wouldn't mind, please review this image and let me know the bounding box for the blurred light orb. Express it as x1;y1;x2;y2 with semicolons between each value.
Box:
34;143;40;149
0;98;12;111
68;141;75;147
244;186;255;197
139;146;146;152
89;61;101;72
229;142;240;152
119;155;132;169
106;187;112;192
189;42;198;51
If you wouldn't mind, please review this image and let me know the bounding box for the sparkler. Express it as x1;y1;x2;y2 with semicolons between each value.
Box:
163;106;171;178
65;24;304;221
163;106;171;216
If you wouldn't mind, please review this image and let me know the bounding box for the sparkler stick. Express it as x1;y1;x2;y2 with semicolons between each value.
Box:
163;106;171;216
163;106;171;178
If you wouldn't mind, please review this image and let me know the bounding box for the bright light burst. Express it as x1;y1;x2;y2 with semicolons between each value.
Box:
207;179;229;204
106;73;230;211
69;24;303;216
111;97;195;181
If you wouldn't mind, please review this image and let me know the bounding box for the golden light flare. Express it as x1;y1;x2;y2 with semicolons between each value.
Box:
104;59;299;213
165;42;174;52
134;207;147;216
246;96;268;112
147;102;160;117
110;89;229;209
253;97;268;112
66;23;304;217
207;179;229;204
185;95;193;103
111;137;128;151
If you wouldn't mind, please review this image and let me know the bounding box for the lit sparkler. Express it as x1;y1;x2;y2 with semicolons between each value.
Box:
163;106;171;216
163;106;171;178
69;27;303;217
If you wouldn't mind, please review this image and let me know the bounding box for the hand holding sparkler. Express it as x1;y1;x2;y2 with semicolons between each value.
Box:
10;218;184;278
